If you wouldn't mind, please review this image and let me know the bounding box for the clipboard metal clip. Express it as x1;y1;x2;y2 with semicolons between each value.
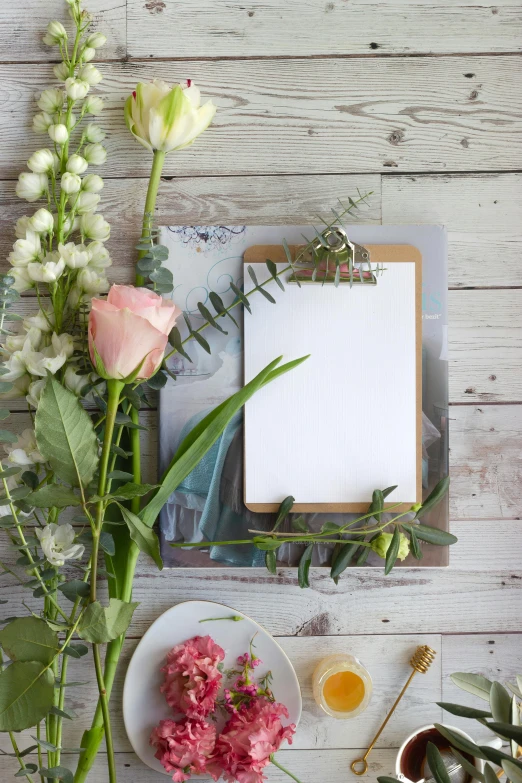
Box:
288;225;384;287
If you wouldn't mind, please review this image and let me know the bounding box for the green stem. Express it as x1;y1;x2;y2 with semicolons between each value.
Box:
92;644;117;783
55;653;69;767
9;732;36;783
270;754;304;783
136;149;166;285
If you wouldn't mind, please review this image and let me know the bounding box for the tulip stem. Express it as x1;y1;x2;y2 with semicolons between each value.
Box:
136;149;166;285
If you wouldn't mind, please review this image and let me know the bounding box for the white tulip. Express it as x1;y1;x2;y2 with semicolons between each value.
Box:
42;20;67;46
83;95;104;115
82;47;96;62
84;123;105;143
125;79;216;153
23;309;54;333
78;64;102;86
27;148;55;174
10;267;33;293
36;523;84;567
80;213;110;241
15;216;33;239
33;112;53;134
74;192;100;214
53;62;70;82
85;32;107;49
60;172;82;194
48;124;69;144
30;208;55;234
77;267;109;294
58;241;90;269
4;428;45;467
87;241;111;269
26;378;46;408
16;173;48;202
83;143;107;166
65;77;89;101
9;231;42;267
27;256;66;283
37;88;63;115
81;173;104;193
66;154;88;175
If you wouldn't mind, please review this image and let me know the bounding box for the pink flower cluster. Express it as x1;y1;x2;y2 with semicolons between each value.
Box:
150;635;296;783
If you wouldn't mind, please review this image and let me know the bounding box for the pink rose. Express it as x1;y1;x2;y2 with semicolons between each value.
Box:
161;635;225;719
150;717;216;782
207;697;296;783
88;284;181;381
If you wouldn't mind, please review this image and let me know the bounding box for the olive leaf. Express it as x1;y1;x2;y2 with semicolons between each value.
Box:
330;542;359;580
433;724;488;760
402;522;457;546
437;701;491;720
450;672;493;702
416;475;450;518
298;544;313;588
265;550;277;575
385;526;401;575
426;742;452;783
489;681;512;722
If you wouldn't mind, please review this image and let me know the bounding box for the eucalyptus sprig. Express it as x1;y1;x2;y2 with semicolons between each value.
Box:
171;477;453;587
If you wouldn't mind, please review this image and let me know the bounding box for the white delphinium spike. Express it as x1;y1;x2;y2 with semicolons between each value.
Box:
16;173;48;202
26;378;47;408
81;173;104;192
8;231;42;266
53;62;70;82
80;213;110;241
27;148;56;174
37;88;64;114
48;123;69;144
87;241;111;269
66;154;88;175
15;216;33;239
27;254;66;283
83;143;107;165
75;192;100;214
61;172;82;194
77;267;109;294
33;112;53;133
30;208;55;234
58;242;90;269
42;20;67;46
84;123;105;143
85;32;106;49
10;268;33;293
65;77;90;100
78;63;102;86
83;95;104;115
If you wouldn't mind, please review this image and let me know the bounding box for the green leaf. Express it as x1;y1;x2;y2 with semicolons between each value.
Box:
0;660;55;731
486;722;522;744
39;767;73;783
512;693;520;759
14;764;38;777
433;724;488;761
247;265;259;287
198;302;228;334
502;761;522;783
78;598;139;644
291;516;309;533
489;681;512;722
230;282;252;314
266;259;285;291
330;542;359;579
369;489;384;522
298;544;313;588
50;706;76;720
450;672;493;701
426;741;451;783
483;764;497;783
106;482;158;501
58;580;90;603
481;746;522;771
253;536;281;551
35;376;98;488
32;736;58;751
99;531;115;556
385;526;400;575
209;291;238;328
0;617;59;664
168;326;193;362
321;520;340;533
409;526;423;560
21;470;38;489
28;485;81;509
437;702;492;720
62;643;89;659
451;750;485;783
191;329;212;355
274;495;295;530
0;467;22;479
416;475;450;518
140;357;308;529
402;522;457;546
0;408;10;419
265;550;277;574
107;470;134;481
117;504;162;570
0;429;17;443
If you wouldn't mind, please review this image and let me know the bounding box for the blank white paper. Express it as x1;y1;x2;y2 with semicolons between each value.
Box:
244;261;418;506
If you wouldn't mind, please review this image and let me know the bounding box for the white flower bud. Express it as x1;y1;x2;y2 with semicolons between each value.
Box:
65;77;90;101
42;21;67;46
82;47;96;62
8;231;42;266
16;172;48;202
58;241;90;269
84;123;105;143
37;88;63;114
15;216;33;239
27;148;55;174
26;378;46;408
78;64;102;86
48;124;69;144
83;95;104;115
87;241;111;269
30;208;54;234
53;62;70;82
33;112;53;133
10;267;33;293
75;192;100;214
80;213;110;242
77;267;109;294
28;256;66;283
60;172;82;194
85;32;107;49
81;173;104;193
83;143;107;166
53;213;79;235
66;154;88;175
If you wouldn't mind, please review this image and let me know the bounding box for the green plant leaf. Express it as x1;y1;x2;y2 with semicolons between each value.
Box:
437;702;491;720
62;643;89;659
168;326;193;362
408;526;423;560
450;672;493;701
321;520;340;533
147;370;167;390
103;482;158;502
209;291;238;328
502;761;522;783
369;488;384;522
486;721;522;744
253;536;281;551
107;470;134;481
512;693;520;759
291;516;309;533
198;302;228;335
451;750;485;783
402;523;457;546
140;357;308;528
99;531;115;557
21;470;38;489
0;467;22;479
266;259;284;290
330;542;359;579
0;660;55;731
385;526;400;575
480;745;522;771
35;376;98;488
433;724;488;760
117;504;162;570
28;485;81;509
15;764;38;777
377;778;402;783
298;544;313;588
78;599;138;644
230;282;252;314
58;581;90;603
39;767;73;783
416;476;450;518
427;741;451;783
0;429;17;443
483;763;498;783
0;617;59;664
191;329;212;355
489;681;512;722
265;550;277;574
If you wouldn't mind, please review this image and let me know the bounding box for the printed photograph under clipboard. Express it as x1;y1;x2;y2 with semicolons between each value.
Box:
243;241;423;513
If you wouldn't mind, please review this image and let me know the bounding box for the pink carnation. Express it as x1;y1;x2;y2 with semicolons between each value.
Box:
161;635;225;718
150;717;216;782
207;697;296;783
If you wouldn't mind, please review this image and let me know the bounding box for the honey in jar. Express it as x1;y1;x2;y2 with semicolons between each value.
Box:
313;654;372;719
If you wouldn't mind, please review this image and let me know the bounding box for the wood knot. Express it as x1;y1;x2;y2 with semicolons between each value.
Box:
388;130;404;146
469;90;479;100
369;42;379;49
144;0;166;13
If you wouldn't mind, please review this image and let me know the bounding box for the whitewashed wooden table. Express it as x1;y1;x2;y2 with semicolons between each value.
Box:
0;0;521;780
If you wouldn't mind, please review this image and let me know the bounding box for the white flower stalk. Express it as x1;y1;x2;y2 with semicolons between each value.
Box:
81;173;104;192
58;241;90;268
4;429;45;467
16;173;48;202
84;123;105;143
125;79;216;153
33;112;53;133
42;20;68;46
66;154;88;174
61;172;82;194
48;123;69;144
30;208;55;234
36;523;84;567
8;231;42;266
65;77;90;100
83;95;104;115
37;88;64;114
27;255;66;283
80;212;110;241
27;148;56;174
83;143;106;165
53;62;70;82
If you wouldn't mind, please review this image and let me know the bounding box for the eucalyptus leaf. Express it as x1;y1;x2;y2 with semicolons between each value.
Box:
0;467;21;479
14;764;38;777
28;485;81;509
78;598;139;644
0;428;17;442
385;526;400;575
35;376;98;488
198;302;228;335
426;741;451;783
168;326;193;362
450;672;493;702
58;581;90;603
117;505;162;570
0;660;55;731
62;643;89;659
266;259;284;290
230;282;252;314
50;706;76;720
209;291;238;328
0;617;59;664
21;470;38;489
39;767;73;783
298;544;313;588
99;531;115;557
32;736;58;751
489;681;512;722
107;470;134;481
104;482;158;502
147;371;168;390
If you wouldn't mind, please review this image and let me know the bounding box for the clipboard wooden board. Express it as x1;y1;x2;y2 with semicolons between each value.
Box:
243;242;423;514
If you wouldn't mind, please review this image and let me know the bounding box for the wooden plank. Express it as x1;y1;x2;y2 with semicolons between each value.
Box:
0;0;126;62
1;57;521;177
382;174;522;288
127;0;522;58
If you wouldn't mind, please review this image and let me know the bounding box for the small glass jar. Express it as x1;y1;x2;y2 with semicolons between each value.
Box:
312;654;372;719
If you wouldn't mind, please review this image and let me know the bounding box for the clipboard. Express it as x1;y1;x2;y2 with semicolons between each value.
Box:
243;233;422;514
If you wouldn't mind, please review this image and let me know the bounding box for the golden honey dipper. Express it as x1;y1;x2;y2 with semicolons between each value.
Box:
350;645;437;776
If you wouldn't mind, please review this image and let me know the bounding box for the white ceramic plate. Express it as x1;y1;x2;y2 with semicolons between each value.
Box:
123;600;302;776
